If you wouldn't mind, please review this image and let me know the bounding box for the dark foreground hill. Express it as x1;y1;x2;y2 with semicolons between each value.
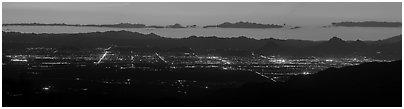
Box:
205;60;402;106
3;31;402;59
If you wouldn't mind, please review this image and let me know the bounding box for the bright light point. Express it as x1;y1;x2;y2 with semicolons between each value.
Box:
325;59;333;62
42;86;51;91
302;71;310;75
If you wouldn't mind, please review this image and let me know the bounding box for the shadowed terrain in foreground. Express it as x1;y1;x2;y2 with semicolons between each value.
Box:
206;60;402;106
3;60;401;107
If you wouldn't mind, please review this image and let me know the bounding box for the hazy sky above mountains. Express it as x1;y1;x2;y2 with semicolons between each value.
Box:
3;2;402;26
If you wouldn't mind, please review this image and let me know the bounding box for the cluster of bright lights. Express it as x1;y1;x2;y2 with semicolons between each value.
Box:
96;51;109;64
96;46;113;64
302;71;310;75
10;59;28;62
42;86;52;91
273;59;286;63
155;53;168;63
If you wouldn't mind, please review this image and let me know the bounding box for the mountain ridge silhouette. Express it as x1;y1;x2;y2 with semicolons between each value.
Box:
3;31;401;59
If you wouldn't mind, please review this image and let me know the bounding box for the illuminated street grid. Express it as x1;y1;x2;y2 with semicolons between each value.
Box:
3;47;393;96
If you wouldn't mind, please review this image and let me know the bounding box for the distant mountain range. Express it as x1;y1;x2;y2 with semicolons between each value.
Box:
3;31;401;60
203;21;283;28
2;23;192;29
4;21;402;29
3;22;284;29
331;21;402;27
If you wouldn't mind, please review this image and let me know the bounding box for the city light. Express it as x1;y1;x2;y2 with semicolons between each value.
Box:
10;59;28;62
97;51;109;64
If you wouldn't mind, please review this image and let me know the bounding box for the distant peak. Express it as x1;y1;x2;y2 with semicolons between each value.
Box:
189;35;198;38
146;33;161;37
237;36;249;39
329;36;344;42
148;33;157;35
167;23;185;28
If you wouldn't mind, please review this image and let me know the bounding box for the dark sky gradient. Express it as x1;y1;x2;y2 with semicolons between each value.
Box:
3;2;402;26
